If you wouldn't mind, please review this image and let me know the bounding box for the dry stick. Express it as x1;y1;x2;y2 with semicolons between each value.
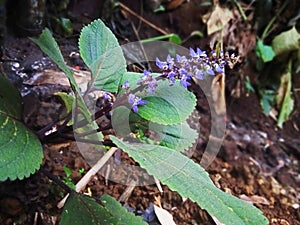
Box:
154;177;163;193
118;180;137;203
57;147;118;208
118;2;169;35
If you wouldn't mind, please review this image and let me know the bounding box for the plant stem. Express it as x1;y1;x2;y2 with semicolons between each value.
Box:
231;0;247;21
40;167;73;194
261;1;288;40
57;147;118;208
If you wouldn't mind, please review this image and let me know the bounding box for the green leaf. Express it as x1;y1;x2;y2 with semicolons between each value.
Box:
0;75;43;181
115;73;196;126
54;92;75;115
100;194;147;225
31;28;103;142
0;75;22;119
110;136;269;225
79;19;126;92
169;34;182;45
260;89;276;115
272;26;300;56
245;76;255;93
30;29;76;88
60;192;113;225
60;192;146;225
276;59;294;128
111;105;198;152
148;121;198;152
255;39;275;63
30;28;91;122
138;80;197;125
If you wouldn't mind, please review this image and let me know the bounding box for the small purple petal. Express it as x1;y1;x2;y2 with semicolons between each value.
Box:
206;67;215;76
128;94;147;113
122;80;130;89
148;80;157;94
143;69;151;77
156;57;168;70
215;64;224;73
190;48;198;57
167;71;176;79
166;54;173;63
195;69;204;80
104;92;110;100
138;99;147;106
132;105;138;113
197;48;206;57
176;54;187;63
178;68;187;76
169;77;176;86
180;75;191;88
128;93;135;104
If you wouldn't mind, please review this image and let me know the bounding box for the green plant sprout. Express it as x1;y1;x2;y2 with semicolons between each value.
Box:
62;166;76;190
0;18;269;225
78;168;85;175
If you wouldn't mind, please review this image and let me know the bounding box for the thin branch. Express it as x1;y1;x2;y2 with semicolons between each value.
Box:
118;2;169;35
57;147;118;208
40;167;73;193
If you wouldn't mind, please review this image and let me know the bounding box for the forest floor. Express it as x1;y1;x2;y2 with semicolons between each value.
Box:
0;0;299;224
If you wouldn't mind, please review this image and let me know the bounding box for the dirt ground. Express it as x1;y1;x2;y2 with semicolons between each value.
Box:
0;0;299;224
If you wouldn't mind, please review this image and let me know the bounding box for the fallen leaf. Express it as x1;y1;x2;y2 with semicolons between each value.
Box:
202;4;233;35
25;68;91;92
272;26;300;56
276;59;294;128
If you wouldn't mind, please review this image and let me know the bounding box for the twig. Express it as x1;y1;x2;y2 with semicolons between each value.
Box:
118;180;137;203
231;0;247;21
154;177;163;193
118;2;169;35
57;147;118;208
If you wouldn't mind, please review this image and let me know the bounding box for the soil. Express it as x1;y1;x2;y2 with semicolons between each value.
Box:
0;0;299;225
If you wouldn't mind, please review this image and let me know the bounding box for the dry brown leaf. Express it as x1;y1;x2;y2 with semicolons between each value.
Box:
211;73;226;115
202;4;234;35
25;68;91;92
239;194;270;205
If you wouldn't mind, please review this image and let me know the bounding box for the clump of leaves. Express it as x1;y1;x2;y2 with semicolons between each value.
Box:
254;0;299;127
0;19;269;224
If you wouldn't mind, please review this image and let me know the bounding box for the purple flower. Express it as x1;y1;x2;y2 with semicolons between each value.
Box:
148;80;157;94
137;70;151;85
155;48;238;85
214;64;224;73
190;47;206;58
190;48;198;58
128;94;147;113
167;71;176;85
166;54;174;66
156;57;168;70
206;67;215;76
180;75;191;88
122;80;130;89
196;48;206;57
137;70;158;94
176;54;187;64
194;68;204;80
104;92;110;100
178;68;187;76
